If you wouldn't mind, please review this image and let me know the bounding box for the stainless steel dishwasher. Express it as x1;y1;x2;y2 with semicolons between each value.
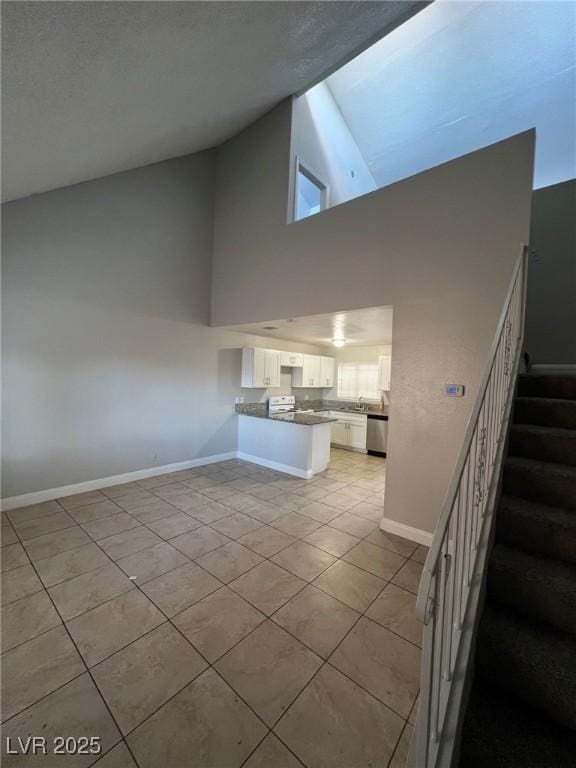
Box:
366;414;388;457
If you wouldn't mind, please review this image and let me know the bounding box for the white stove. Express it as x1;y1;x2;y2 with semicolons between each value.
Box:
268;395;313;416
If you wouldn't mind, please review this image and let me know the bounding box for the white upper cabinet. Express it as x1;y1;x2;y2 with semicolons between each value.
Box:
279;351;304;367
320;356;335;388
241;348;281;388
293;354;322;387
378;354;392;391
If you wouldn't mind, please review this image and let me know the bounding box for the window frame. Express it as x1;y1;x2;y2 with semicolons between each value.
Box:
292;156;329;222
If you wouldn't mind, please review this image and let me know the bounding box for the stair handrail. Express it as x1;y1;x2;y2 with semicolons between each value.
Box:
412;243;529;767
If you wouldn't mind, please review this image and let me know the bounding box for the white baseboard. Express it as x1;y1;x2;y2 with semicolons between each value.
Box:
236;452;314;479
530;364;576;373
0;452;238;512
379;516;433;547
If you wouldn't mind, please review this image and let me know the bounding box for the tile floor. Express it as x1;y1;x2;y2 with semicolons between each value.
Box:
1;449;426;768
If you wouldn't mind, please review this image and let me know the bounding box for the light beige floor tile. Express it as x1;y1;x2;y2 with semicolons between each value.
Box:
303;525;360;557
298;501;342;523
127;668;266;768
392;560;424;595
117;541;188;583
93;623;206;734
230;561;306;615
166;491;209;512
68;500;122;525
102;483;142;499
34;542;111;588
329;616;420;717
49;562;134;621
222;492;262;513
275;664;403;768
195;541;263;583
146;512;202;539
243;733;304;768
412;545;429;564
169;525;230;559
271;513;322;538
389;724;414;768
243;500;287;524
1;673;121;767
23;527;91;563
67;590;165;667
249;485;285;501
189;501;233;524
271;493;309;513
409;694;419;725
1;563;43;605
14;510;76;542
127;500;178;524
272;585;359;658
215;620;321;726
364;529;418;557
1;626;85;721
210;512;263;539
57;490;107;510
7;501;62;527
320;493;360;512
99;526;163;560
1;523;18;546
293;485;329;502
136;474;177;490
152;482;191;499
238;526;296;557
329;511;378;538
184;475;216;491
199;483;237;501
94;742;138;767
349;500;384;522
343;541;406;580
141;561;221;617
271;541;336;582
173;586;265;663
312;560;385;612
82;513;140;541
115;492;158;511
1;590;61;651
366;583;422;647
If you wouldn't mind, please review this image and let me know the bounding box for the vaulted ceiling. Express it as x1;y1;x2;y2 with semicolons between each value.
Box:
1;1;426;201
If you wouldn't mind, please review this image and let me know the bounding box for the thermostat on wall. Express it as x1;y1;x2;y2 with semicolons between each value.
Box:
445;384;465;397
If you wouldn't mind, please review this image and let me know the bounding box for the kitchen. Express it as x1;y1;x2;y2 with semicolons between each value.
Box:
229;307;393;482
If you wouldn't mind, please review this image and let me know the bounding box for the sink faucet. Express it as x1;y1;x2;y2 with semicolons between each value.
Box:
357;396;366;412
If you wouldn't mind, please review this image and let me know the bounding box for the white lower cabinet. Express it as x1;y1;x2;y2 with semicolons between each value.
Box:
327;412;367;451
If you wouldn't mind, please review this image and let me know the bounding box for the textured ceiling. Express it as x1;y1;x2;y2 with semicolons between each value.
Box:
228;306;394;347
1;1;425;201
328;0;576;190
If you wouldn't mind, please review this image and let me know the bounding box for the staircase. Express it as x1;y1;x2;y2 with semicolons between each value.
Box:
460;374;576;767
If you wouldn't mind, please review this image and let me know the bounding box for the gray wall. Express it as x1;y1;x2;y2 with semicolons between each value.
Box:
212;100;535;535
525;179;576;364
1;154;323;498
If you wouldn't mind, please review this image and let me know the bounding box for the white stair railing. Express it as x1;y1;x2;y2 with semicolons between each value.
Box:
411;245;529;768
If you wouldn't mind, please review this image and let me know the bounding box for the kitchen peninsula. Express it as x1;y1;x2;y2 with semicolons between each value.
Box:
236;403;335;478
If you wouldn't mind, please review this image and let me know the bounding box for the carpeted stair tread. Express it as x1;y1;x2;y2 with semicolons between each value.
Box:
518;374;576;400
497;494;576;563
475;603;576;730
503;456;576;509
515;396;576;429
487;543;576;633
509;423;576;466
460;681;576;768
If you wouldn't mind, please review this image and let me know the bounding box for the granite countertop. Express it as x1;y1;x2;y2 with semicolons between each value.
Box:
237;411;336;426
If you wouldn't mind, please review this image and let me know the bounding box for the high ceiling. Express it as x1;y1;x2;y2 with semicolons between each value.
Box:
1;1;425;201
228;306;394;348
327;0;576;191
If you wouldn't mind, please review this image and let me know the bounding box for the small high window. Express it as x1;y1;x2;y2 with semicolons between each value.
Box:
294;160;328;221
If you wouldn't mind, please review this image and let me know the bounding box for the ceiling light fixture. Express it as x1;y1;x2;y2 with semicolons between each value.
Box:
332;338;346;348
